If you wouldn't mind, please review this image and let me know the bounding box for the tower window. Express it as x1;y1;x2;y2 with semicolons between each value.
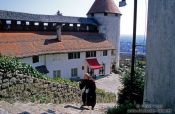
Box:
115;14;119;16
91;13;94;17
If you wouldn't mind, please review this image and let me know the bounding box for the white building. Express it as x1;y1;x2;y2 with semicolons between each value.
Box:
0;0;121;80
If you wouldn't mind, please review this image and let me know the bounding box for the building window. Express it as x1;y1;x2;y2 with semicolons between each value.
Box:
82;66;84;70
53;70;61;78
68;52;80;59
103;50;108;56
99;64;105;75
86;51;96;58
71;68;78;77
32;56;39;63
104;13;108;16
111;50;116;56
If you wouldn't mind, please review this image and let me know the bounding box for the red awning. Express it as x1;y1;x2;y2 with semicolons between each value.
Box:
86;58;103;69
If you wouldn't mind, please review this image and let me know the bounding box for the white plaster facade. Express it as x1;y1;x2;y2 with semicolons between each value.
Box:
144;0;175;113
22;50;115;79
88;13;121;68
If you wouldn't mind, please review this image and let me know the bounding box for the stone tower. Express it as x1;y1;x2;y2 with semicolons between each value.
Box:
87;0;121;69
144;0;175;113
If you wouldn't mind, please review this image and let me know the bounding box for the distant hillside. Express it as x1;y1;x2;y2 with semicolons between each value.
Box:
120;35;146;55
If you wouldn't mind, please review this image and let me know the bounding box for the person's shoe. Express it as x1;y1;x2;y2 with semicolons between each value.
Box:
80;105;84;109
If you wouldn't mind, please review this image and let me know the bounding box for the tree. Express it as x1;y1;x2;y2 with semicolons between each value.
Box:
107;60;145;114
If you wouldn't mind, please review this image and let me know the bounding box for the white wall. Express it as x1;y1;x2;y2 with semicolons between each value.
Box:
22;55;45;67
46;53;85;79
97;50;113;75
21;50;114;79
144;0;175;112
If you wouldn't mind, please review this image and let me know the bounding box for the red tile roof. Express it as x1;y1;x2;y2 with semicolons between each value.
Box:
87;0;121;15
0;32;115;58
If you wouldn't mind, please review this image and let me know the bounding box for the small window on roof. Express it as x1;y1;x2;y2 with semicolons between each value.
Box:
69;24;73;27
17;21;21;25
86;26;89;31
44;23;48;26
53;23;56;26
6;20;11;24
26;22;30;25
77;24;81;27
34;22;39;26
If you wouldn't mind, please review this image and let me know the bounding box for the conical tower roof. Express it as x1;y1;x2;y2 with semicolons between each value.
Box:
87;0;121;15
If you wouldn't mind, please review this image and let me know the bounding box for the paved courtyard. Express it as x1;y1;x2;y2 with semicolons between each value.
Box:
95;73;122;95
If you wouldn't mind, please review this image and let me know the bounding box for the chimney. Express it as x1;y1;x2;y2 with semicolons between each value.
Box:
56;25;61;42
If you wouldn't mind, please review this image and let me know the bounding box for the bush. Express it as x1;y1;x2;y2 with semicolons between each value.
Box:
118;61;145;104
0;56;47;79
0;56;78;87
107;60;145;114
107;101;135;114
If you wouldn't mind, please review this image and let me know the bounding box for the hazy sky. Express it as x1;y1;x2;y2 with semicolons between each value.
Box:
0;0;148;35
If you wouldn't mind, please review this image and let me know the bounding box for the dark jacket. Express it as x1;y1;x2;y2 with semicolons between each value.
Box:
79;79;96;107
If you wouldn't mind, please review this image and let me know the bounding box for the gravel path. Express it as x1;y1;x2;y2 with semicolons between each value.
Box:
0;101;115;114
0;73;121;114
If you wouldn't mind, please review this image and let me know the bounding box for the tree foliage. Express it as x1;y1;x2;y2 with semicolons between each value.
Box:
118;60;145;105
107;60;145;114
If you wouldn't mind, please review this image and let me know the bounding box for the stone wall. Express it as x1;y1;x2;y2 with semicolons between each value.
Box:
0;71;81;103
0;71;116;104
